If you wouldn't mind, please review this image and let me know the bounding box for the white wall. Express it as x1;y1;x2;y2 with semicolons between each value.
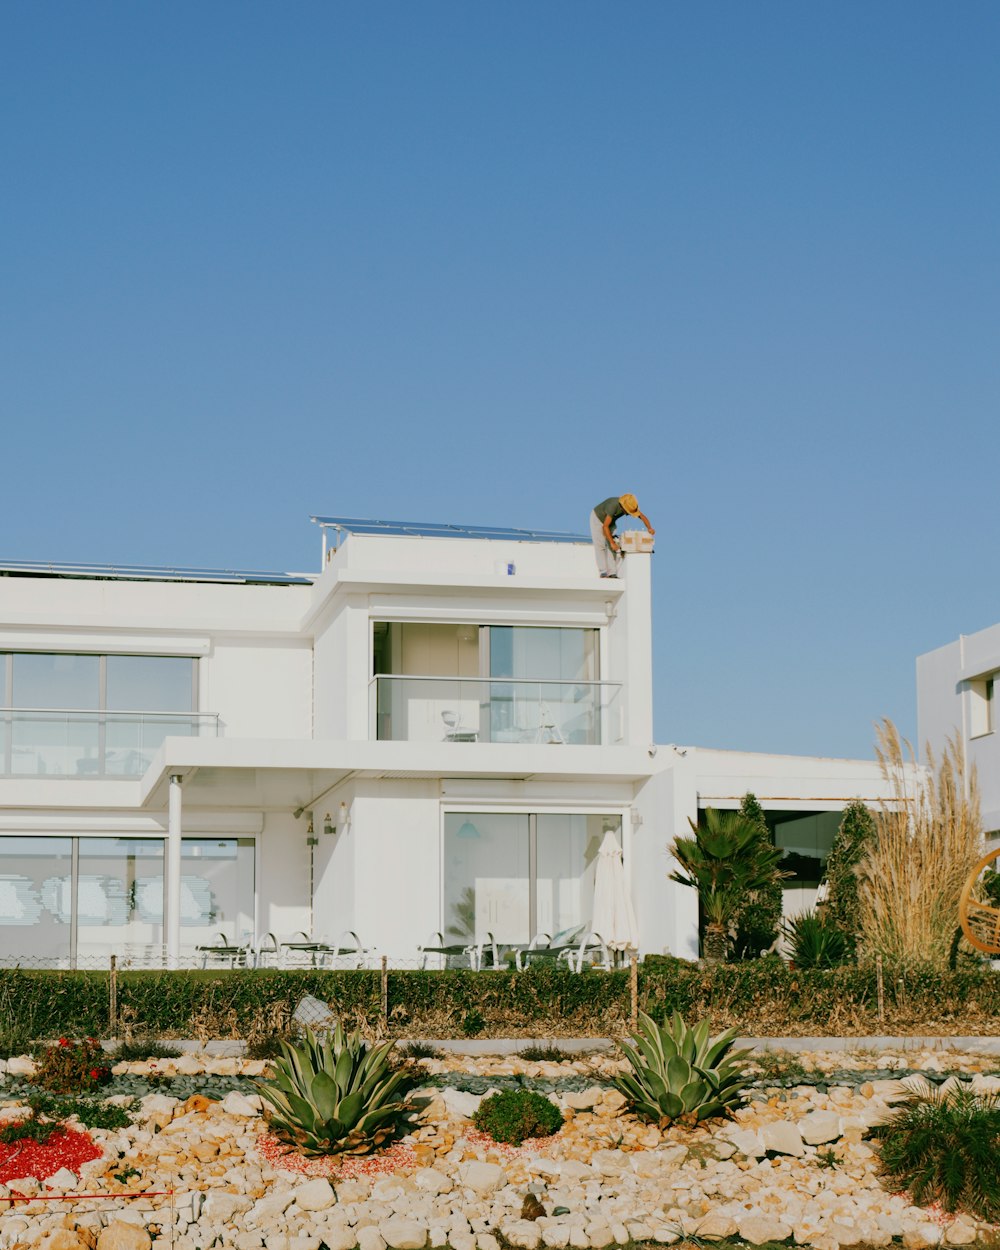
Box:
918;626;1000;834
206;637;313;739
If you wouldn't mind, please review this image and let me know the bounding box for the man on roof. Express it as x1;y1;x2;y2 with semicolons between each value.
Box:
590;494;654;578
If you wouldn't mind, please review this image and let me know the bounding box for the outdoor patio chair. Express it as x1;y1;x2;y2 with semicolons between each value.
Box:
514;925;585;970
564;930;612;972
278;930;370;969
195;932;253;969
418;930;500;970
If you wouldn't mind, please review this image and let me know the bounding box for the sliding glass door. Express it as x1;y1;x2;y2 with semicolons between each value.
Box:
443;812;620;948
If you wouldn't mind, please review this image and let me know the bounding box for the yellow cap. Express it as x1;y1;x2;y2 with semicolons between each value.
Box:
620;493;639;515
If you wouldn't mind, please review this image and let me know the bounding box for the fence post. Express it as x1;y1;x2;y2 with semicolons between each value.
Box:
876;954;885;1025
380;955;389;1037
109;954;118;1039
629;954;638;1030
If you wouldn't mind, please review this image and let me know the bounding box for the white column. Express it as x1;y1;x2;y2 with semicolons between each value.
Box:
166;774;183;969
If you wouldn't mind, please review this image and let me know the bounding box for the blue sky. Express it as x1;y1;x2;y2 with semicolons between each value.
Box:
3;1;998;759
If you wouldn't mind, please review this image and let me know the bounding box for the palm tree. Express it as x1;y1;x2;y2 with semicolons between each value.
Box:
670;808;790;962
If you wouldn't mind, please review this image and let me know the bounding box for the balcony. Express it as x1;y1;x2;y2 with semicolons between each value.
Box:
0;710;220;778
370;676;621;745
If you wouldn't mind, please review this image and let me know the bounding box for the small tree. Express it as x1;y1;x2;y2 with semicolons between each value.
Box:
825;799;875;954
670;808;789;963
732;793;784;959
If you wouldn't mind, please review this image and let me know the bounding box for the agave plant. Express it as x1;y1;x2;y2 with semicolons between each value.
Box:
614;1011;753;1127
256;1024;426;1158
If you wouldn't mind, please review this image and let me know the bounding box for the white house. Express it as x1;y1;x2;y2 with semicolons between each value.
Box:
917;622;1000;836
0;517;898;969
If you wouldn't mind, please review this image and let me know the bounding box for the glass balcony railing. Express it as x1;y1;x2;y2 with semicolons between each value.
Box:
0;710;220;778
370;676;621;745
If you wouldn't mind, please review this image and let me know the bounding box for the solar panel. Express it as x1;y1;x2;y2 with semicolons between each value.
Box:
310;516;589;544
0;560;313;586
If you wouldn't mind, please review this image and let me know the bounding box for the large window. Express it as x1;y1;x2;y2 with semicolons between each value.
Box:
443;812;620;946
0;652;198;776
0;835;254;967
373;624;607;744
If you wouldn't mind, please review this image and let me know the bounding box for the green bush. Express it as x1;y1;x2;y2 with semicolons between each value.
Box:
4;962;1000;1040
873;1083;1000;1219
733;793;784;959
472;1088;563;1145
783;909;850;969
32;1037;112;1093
826;799;876;952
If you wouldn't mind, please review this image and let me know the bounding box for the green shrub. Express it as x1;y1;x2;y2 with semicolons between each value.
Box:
615;1011;753;1127
27;1089;137;1131
472;1088;563;1145
826;799;876;951
113;1038;183;1062
32;1037;112;1093
872;1083;1000;1220
256;1025;425;1159
518;1045;575;1063
461;1008;485;1037
733;793;784;960
396;1041;442;1060
0;1112;59;1146
783;909;850;969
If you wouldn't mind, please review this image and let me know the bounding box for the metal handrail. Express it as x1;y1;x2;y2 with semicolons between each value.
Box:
0;708;219;722
369;676;621;688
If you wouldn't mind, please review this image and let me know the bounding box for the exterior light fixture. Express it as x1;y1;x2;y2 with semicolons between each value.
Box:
323;812;335;835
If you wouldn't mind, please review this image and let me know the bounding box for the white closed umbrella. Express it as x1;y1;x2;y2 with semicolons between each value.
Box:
591;830;639;952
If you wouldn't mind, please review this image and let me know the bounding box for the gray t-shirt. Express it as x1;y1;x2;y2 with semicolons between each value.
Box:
593;497;626;527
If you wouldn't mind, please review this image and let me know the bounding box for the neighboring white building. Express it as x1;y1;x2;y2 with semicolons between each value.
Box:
917;622;1000;836
0;517;898;968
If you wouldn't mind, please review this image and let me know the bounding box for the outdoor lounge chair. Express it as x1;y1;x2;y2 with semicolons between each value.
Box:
277;930;369;969
195;932;253;969
418;931;500;970
564;930;611;972
514;925;585;970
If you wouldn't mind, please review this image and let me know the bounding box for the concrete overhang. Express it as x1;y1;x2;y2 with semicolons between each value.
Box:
139;737;658;811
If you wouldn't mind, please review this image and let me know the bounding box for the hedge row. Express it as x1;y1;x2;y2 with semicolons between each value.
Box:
2;962;999;1042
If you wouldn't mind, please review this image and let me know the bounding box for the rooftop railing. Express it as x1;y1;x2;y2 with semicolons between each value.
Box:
0;709;220;778
370;675;621;745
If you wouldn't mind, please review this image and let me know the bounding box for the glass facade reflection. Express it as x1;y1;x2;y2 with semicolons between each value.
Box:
443;812;620;948
0;652;200;776
0;835;255;966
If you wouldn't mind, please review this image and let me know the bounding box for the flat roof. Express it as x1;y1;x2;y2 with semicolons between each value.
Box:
310;516;589;544
0;560;313;586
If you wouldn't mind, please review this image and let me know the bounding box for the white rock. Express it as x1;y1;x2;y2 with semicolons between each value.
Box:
221;1091;261;1117
726;1128;766;1157
691;1212;738;1239
414;1168;451;1194
380;1217;428;1250
503;1224;543;1250
562;1088;602;1111
761;1121;805;1157
738;1215;792;1243
943;1221;978;1246
902;1226;943;1248
358;1228;388;1250
477;1235;501;1250
440;1089;483;1118
540;1225;571;1248
43;1168;78;1190
456;1161;506;1194
140;1093;178;1118
799;1112;842;1145
318;1226;358;1250
295;1177;336;1211
6;1056;36;1076
202;1191;252;1222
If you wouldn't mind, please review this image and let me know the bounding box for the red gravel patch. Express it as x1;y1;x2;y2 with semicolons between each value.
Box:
256;1128;549;1179
0;1126;102;1185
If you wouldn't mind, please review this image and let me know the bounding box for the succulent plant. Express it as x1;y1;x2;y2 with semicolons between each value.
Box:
613;1011;753;1127
255;1024;426;1158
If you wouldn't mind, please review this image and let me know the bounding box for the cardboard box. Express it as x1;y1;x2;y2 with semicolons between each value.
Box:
620;530;655;553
